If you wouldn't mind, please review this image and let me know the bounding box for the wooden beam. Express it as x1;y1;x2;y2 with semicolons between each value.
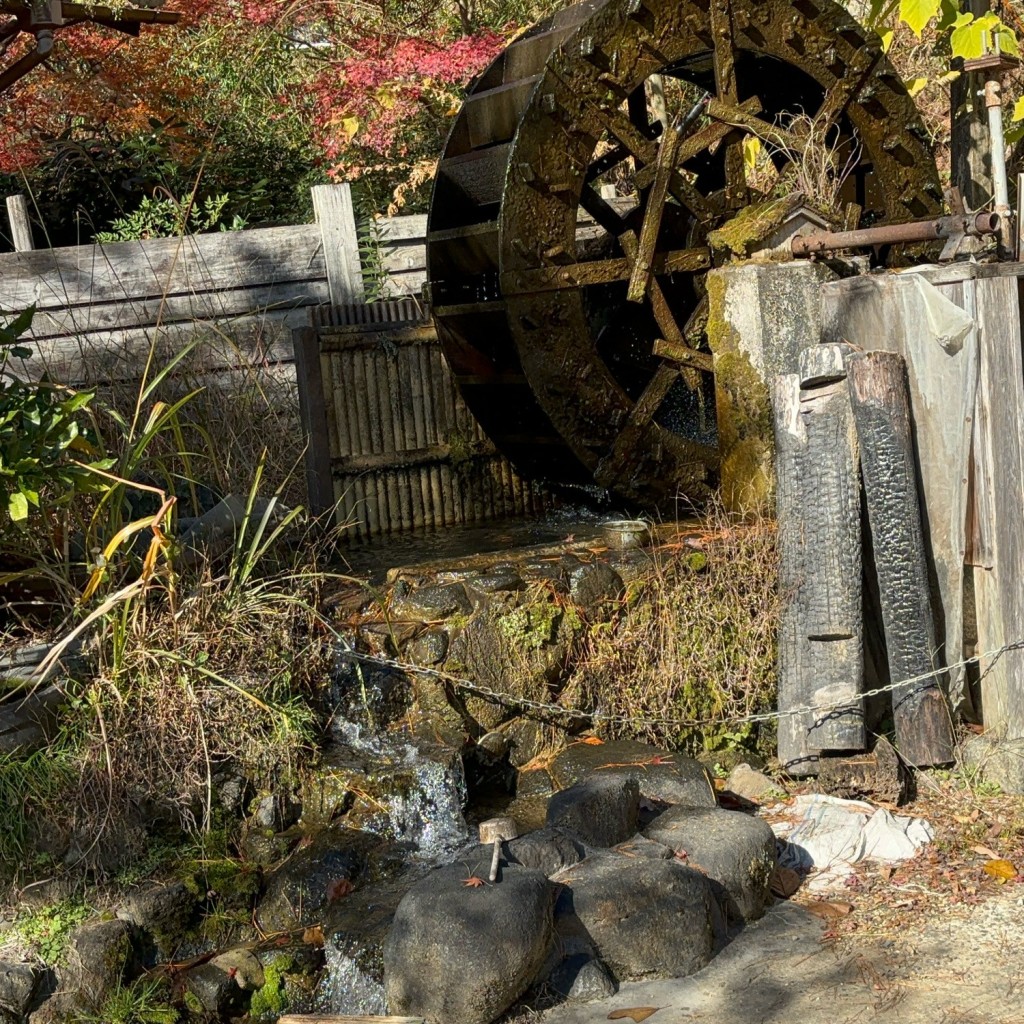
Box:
5;194;33;251
312;182;366;305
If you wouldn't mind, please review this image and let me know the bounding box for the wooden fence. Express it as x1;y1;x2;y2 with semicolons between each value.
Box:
0;183;428;386
294;300;550;538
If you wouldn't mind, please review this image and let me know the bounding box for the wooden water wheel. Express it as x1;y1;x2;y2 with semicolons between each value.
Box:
426;0;941;506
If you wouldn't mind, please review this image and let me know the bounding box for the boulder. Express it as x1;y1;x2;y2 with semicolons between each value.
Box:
553;853;715;981
549;740;716;809
407;630;449;666
391;583;471;622
384;857;554;1024
0;962;39;1016
643;806;776;922
257;832;362;934
186;948;264;1015
612;834;674;860
121;882;198;959
546;775;639;848
549;954;617;1002
507;828;585;877
63;919;139;1009
565;560;624;613
724;763;784;805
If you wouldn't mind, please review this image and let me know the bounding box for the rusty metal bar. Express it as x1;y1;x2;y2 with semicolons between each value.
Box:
792;212;1001;257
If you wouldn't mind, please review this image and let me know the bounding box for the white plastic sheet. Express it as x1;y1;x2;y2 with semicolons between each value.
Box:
771;793;933;891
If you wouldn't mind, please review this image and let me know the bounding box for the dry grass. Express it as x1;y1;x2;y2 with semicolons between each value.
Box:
560;512;779;756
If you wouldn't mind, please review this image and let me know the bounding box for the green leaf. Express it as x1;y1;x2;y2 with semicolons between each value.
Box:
907;77;929;97
951;12;1020;60
8;490;28;522
900;0;942;36
879;28;894;52
1012;97;1024;123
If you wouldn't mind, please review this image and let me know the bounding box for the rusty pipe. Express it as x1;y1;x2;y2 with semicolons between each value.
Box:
791;212;1000;257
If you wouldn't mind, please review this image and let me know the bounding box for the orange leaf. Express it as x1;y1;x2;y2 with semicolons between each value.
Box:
579;736;604;746
608;1009;660;1023
302;926;325;947
327;877;355;902
802;900;853;920
463;876;487;888
770;866;802;898
983;859;1018;881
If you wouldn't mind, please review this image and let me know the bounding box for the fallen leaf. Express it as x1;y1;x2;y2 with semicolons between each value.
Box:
608;1009;660;1023
463;876;488;888
579;736;604;746
327;877;355;903
770;866;802;898
878;865;894;882
302;926;325;947
801;900;853;920
983;859;1018;881
972;845;1000;859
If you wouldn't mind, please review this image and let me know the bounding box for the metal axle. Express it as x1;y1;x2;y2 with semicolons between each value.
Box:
791;212;1001;257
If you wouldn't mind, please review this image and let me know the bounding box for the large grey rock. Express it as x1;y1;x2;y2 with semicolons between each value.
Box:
549;954;617;1002
0;962;39;1015
384;858;553;1024
725;763;784;805
178;495;292;570
507;827;585;877
64;919;138;1009
186;948;264;1015
549;740;716;809
566;560;624;612
391;583;471;621
257;832;361;934
121;882;197;958
546;775;638;848
644;806;776;922
613;834;674;860
553;854;715;981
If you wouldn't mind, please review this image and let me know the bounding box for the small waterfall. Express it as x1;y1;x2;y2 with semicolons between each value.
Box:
321;939;388;1016
387;741;469;856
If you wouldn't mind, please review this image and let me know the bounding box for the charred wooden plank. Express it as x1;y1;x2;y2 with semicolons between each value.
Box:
848;351;955;767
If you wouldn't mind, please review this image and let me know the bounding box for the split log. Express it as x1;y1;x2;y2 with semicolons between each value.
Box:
847;351;955;767
773;350;865;775
816;735;909;805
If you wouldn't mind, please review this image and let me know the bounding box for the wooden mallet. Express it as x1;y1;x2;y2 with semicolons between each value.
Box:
479;816;518;882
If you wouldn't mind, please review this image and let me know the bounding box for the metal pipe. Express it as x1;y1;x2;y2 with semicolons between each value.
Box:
791;212;1000;256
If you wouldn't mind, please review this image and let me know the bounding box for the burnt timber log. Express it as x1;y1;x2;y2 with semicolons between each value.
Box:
847;351;955;767
774;346;865;776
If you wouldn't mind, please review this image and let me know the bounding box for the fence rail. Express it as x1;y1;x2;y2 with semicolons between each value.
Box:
1;184;429;387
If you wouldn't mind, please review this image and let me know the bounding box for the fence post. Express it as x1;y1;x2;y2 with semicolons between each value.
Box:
312;182;366;305
6;194;34;251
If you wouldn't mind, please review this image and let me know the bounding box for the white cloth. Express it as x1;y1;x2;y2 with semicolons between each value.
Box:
771;793;933;891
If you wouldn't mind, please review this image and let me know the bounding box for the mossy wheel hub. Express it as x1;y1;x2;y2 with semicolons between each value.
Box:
427;0;941;507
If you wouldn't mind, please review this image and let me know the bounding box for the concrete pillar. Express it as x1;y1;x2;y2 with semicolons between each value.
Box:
705;260;835;513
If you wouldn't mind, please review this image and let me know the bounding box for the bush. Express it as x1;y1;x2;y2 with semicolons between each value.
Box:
561;512;779;756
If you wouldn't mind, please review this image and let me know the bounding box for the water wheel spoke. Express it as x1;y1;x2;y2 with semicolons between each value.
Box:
579;185;632;237
709;0;747;204
627;91;710;302
502;244;710;295
814;53;883;136
587;100;715;220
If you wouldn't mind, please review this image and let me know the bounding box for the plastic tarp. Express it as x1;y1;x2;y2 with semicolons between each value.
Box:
771;793;934;891
821;270;978;707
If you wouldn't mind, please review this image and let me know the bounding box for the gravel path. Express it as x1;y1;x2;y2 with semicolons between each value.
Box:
541;889;1024;1024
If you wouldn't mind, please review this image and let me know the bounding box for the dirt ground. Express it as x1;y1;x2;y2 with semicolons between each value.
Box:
539;774;1024;1024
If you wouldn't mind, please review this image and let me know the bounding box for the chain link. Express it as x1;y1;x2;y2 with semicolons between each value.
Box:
336;637;1024;730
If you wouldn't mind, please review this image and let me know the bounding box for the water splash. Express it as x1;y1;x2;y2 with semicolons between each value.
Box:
321;939;388;1016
